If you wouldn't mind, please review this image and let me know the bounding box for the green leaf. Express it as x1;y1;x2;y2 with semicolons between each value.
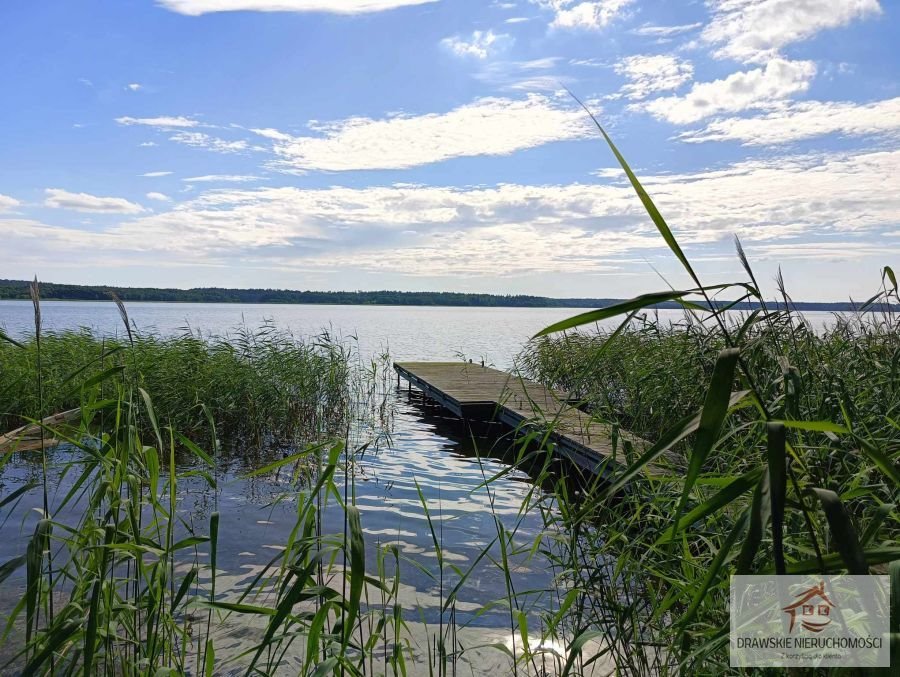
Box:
242;445;320;478
170;535;209;552
204;640;215;677
139;387;163;449
561;629;606;677
197;600;275;615
736;470;770;574
860;503;895;547
175;433;215;467
0;329;25;349
0;555;26;587
343;505;366;651
66;365;125;396
673;348;741;539
171;566;198;612
767;423;787;575
568;89;699;285
678;510;749;629
0;482;38;510
311;657;338;677
21;619;81;676
600;390;751;498
771;420;850;434
811;488;868;574
884;265;898;296
533;290;692;338
854;437;900;488
764;547;900;574
655;467;763;544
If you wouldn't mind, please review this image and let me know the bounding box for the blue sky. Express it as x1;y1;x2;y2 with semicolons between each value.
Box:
0;0;897;301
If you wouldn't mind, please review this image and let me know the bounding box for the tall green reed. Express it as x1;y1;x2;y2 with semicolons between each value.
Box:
515;109;900;674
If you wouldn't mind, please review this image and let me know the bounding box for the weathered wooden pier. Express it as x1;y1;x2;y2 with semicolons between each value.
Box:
394;361;649;477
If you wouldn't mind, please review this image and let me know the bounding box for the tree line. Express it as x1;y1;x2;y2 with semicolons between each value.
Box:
0;278;885;311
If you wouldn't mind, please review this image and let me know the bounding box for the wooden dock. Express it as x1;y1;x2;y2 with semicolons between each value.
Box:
394;361;650;477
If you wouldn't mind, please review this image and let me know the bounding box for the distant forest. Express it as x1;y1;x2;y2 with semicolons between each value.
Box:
0;278;888;312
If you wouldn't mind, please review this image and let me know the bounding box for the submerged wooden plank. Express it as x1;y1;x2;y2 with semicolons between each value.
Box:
394;362;655;477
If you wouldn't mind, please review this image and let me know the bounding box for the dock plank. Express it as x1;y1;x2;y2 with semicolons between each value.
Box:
394;362;656;477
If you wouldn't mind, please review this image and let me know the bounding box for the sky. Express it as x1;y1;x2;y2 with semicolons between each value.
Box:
0;0;897;301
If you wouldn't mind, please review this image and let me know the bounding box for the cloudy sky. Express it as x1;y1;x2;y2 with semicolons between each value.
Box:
0;0;897;301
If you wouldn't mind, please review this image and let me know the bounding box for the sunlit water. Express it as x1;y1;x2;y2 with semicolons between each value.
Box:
0;301;842;671
0;300;839;367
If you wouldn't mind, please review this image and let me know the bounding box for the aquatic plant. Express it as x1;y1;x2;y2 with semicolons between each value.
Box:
517;102;900;674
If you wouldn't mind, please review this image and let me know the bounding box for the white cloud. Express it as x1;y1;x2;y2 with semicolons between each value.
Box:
535;0;633;31
631;22;702;37
679;97;900;145
126;83;142;91
569;58;604;67
473;57;568;91
749;241;889;261
12;149;897;281
441;30;511;59
614;54;693;100
44;188;145;214
183;174;264;182
505;17;531;24
116;115;199;128
702;0;882;63
157;0;438;15
260;94;592;171
139;141;158;147
146;192;171;201
170;131;250;153
0;194;21;212
642;58;816;124
140;171;173;177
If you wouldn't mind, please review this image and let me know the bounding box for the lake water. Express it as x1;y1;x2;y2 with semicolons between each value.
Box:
0;301;842;671
0;300;840;368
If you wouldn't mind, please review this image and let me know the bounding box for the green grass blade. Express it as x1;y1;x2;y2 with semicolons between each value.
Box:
342;505;365;651
568;89;700;285
673;348;741;539
600;390;751;499
767;423;787;575
533;290;691;338
736;471;770;574
560;629;605;677
678;510;748;629
0;329;26;349
655;467;763;544
811;488;868;574
0;555;26;587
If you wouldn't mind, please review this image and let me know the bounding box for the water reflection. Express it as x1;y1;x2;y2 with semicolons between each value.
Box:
0;387;556;634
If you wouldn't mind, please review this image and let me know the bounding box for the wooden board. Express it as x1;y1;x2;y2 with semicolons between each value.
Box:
394;362;654;477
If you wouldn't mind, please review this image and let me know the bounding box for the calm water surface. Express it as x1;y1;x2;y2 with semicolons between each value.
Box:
0;300;839;367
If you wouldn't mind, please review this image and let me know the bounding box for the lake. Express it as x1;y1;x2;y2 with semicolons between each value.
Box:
0;300;840;368
0;300;843;671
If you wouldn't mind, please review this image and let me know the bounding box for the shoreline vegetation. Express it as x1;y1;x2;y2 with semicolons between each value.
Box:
1;120;898;675
0;278;895;313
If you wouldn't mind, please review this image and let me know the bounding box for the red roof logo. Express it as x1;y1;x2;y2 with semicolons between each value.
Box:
782;581;835;633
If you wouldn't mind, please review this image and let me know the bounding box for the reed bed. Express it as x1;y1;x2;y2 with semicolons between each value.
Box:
510;103;900;674
0;323;353;451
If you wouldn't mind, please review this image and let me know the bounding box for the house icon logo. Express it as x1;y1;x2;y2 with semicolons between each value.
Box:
781;581;835;633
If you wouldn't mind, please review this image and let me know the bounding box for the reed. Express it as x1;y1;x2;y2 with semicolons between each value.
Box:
514;105;900;674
